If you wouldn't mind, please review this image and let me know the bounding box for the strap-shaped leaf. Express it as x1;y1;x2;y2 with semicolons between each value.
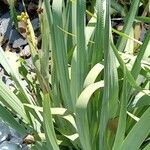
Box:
0;79;29;123
24;104;77;130
52;0;73;111
83;63;103;88
131;29;150;79
70;0;88;109
119;107;150;150
0;46;33;104
143;143;150;150
117;0;140;52
76;81;104;150
43;93;60;150
0;104;26;135
112;77;127;150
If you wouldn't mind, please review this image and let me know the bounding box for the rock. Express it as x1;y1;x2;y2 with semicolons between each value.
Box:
31;18;39;31
0;121;10;143
20;45;30;58
0;119;30;150
0;12;27;48
9;128;23;145
0;13;12;38
0;141;21;150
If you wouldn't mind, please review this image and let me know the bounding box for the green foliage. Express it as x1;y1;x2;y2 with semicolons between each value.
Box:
0;0;150;149
7;0;18;29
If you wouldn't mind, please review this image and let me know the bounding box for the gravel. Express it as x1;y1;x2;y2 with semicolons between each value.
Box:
0;119;30;150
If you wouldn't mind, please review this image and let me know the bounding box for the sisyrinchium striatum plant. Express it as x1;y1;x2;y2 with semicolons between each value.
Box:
0;0;150;149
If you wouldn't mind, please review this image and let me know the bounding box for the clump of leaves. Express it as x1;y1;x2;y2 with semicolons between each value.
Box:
0;0;150;150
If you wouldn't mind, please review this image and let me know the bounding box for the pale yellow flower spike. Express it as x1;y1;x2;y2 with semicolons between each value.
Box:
17;12;37;54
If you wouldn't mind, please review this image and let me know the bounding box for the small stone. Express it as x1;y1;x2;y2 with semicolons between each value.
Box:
9;128;23;145
22;145;30;150
12;38;27;49
23;134;35;144
31;18;39;31
20;45;31;58
0;141;21;150
0;121;10;143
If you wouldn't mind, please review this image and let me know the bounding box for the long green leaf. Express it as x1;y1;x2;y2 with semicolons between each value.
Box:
43;93;60;150
111;42;141;91
131;29;150;79
0;104;26;135
99;1;118;149
112;73;127;149
76;81;104;150
8;0;18;28
39;3;50;84
71;0;88;108
83;63;103;88
116;0;140;52
119;107;150;150
143;143;150;150
52;0;73;111
90;0;105;66
24;104;77;129
0;46;33;104
0;79;29;123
